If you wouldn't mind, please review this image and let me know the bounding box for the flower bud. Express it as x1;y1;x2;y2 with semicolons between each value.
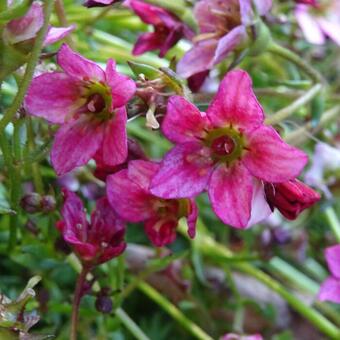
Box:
264;179;320;220
41;195;56;212
95;295;113;314
20;193;43;213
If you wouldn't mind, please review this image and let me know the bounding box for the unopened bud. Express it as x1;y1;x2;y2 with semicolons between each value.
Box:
20;193;42;213
95;295;113;314
41;195;56;212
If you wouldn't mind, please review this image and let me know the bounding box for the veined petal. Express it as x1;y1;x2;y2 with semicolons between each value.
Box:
243;126;308;183
162;96;210;144
106;59;136;109
128;160;160;191
57;44;105;82
99;107;128;167
51;117;105;175
25;72;82;124
325;245;340;279
318;277;340;303
44;25;76;46
107;169;155;222
213;26;247;65
127;0;166;26
206;70;265;131
176;40;217;78
132;32;164;56
150;143;214;199
208;163;253;228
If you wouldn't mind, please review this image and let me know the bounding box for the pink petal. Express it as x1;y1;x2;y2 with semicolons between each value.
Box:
317;18;340;46
128;160;160;191
295;6;325;45
253;0;272;16
243;126;308;183
318;277;340;303
159;26;183;57
176;39;217;78
144;218;177;247
206;70;264;131
51;117;105;175
150;143;214;199
127;0;166;26
213;26;247;65
325;245;340;279
187;199;198;238
107;169;155;222
98;107;128;167
57;44;105;82
247;179;272;227
240;0;254;26
24;72;82;124
132;32;164;56
44;25;76;46
5;2;43;44
208;163;253;228
105;59;136;109
162;96;210;144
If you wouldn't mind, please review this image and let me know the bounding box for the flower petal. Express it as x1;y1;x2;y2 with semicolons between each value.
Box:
107;169;155;222
186;199;198;238
127;0;166;25
57;44;105;82
99;107;128;167
243;126;308;183
176;39;217;78
206;70;264;131
25;72;82;124
51;117;105;175
105;59;136;109
162;96;210;144
150;143;214;199
128;160;160;191
144;218;177;247
132;32;164;56
44;25;76;46
295;5;325;45
325;245;340;279
253;0;272;16
318;277;340;303
208;163;253;228
317;18;340;46
213;26;247;65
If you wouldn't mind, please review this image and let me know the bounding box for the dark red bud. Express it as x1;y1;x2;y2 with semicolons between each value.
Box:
41;195;56;212
95;295;113;314
20;193;43;213
265;179;320;220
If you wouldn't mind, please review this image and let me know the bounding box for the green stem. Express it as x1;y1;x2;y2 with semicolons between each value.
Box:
115;308;151;340
265;83;322;125
54;0;74;48
0;0;54;133
268;43;324;84
138;281;214;340
324;207;340;243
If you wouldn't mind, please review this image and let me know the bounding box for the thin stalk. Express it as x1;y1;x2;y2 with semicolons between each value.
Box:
285;105;340;145
70;266;90;340
0;0;55;133
115;308;151;340
324;207;340;244
265;83;322;125
54;0;74;48
138;281;214;340
268;43;324;84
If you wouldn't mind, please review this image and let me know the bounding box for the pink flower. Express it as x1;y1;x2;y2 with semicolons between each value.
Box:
177;0;272;78
150;70;308;228
221;334;263;340
125;0;193;57
318;245;340;303
25;44;136;176
57;189;126;265
84;0;120;7
295;0;340;45
264;179;320;220
106;160;198;247
295;0;318;6
4;2;75;46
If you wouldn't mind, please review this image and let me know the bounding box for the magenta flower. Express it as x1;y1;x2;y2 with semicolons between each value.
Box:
295;0;340;45
318;245;340;303
56;189;126;265
4;2;75;46
125;0;193;57
107;160;197;247
150;70;308;228
177;0;272;78
25;44;136;176
264;179;320;220
221;334;263;340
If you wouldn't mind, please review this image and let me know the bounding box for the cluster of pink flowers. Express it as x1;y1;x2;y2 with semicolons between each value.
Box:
21;0;323;266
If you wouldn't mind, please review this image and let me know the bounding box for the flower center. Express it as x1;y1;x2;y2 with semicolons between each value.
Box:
205;126;247;164
87;93;106;113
